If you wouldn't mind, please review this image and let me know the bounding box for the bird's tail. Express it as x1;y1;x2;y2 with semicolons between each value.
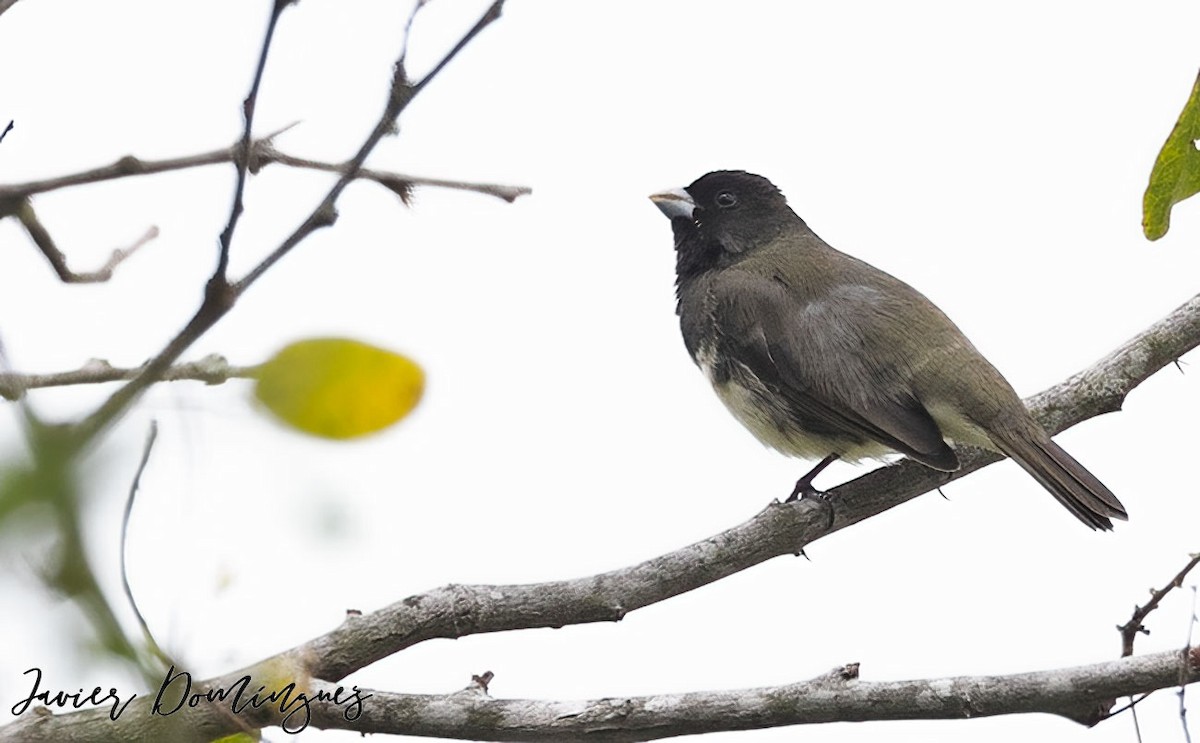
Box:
994;429;1128;530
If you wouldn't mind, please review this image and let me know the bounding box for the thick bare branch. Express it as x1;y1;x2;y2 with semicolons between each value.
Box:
281;291;1200;682
4;648;1197;742
311;649;1200;740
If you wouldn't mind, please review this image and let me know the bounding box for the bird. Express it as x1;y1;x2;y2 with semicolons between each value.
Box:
649;170;1127;530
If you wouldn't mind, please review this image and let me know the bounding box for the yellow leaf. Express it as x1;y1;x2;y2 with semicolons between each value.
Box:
253;338;424;439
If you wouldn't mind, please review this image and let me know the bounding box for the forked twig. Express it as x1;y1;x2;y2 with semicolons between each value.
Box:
9;199;159;283
1119;553;1200;657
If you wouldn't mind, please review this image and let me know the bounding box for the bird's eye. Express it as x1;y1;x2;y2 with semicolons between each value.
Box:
714;191;738;208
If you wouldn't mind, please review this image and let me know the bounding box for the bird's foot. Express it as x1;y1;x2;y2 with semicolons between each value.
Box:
785;479;827;503
784;454;839;503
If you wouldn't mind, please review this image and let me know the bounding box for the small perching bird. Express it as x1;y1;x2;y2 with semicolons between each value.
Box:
651;170;1127;530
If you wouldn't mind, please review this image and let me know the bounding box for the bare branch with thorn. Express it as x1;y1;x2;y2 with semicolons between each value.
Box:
0;128;530;204
1119;554;1200;657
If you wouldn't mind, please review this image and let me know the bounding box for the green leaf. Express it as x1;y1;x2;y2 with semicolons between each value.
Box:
209;734;260;743
253;338;424;439
1143;70;1200;240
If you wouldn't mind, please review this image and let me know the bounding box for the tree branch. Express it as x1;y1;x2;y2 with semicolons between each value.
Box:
0;129;531;204
232;0;506;292
279;291;1200;684
263;147;531;202
118;421;175;679
1;198;159;283
0;126;526;284
214;0;293;282
4;649;1197;742
1120;553;1200;657
0;355;257;402
310;649;1200;740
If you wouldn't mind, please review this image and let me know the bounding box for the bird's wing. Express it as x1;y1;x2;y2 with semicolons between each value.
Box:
713;273;959;471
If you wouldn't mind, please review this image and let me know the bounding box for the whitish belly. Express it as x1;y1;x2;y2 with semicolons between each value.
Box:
707;366;893;463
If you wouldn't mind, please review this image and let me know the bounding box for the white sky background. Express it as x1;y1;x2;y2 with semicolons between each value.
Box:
2;1;1200;741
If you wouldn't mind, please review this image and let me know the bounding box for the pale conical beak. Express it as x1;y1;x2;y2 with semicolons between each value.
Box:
649;188;695;221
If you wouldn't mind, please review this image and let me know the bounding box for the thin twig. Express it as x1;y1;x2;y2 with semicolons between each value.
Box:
398;0;428;68
236;0;508;292
1119;553;1200;656
0;354;258;401
1184;585;1198;743
1107;692;1151;719
119;421;173;675
263;148;530;202
0;131;530;203
101;225;159;275
215;0;293;281
0;119;12;143
121;419;257;743
412;1;503;95
0;136;281;199
8;199;160;283
1132;692;1144;741
1115;553;1200;741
